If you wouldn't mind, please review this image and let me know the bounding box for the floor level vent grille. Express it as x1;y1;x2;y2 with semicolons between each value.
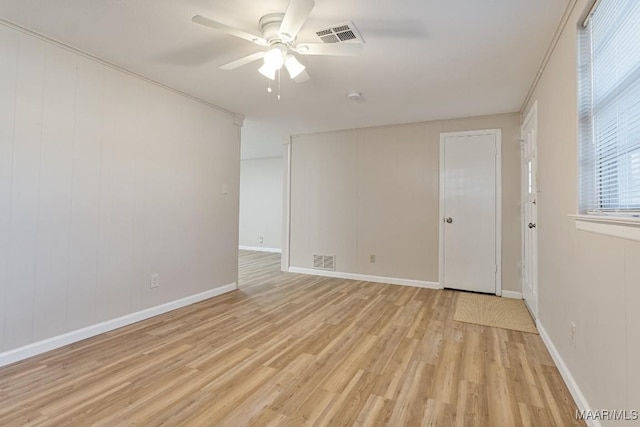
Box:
313;254;335;271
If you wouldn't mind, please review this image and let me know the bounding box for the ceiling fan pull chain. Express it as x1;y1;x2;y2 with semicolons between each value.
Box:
267;79;272;93
277;69;282;100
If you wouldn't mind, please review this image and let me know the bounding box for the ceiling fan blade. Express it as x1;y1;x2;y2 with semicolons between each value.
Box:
192;15;268;46
279;0;315;41
294;70;311;83
295;43;364;56
219;52;266;70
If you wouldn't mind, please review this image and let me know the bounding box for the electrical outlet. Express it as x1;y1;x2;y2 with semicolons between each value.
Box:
369;254;376;263
151;273;159;289
258;235;264;245
570;322;576;348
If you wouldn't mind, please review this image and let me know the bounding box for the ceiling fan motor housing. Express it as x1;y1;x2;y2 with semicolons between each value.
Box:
259;13;286;44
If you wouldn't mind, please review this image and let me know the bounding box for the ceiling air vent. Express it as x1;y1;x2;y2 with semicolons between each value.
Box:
313;254;335;271
315;22;364;44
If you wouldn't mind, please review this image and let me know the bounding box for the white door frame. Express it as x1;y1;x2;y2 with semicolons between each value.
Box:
521;102;538;316
281;139;292;272
438;129;502;295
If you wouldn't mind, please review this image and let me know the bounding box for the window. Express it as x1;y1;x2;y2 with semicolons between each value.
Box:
579;0;640;215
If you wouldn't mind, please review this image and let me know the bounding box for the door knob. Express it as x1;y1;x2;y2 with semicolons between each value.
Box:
445;217;453;224
528;222;536;229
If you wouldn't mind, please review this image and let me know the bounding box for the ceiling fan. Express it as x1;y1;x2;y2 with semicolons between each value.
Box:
192;0;365;84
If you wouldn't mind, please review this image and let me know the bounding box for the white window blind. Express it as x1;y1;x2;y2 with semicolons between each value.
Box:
579;0;640;214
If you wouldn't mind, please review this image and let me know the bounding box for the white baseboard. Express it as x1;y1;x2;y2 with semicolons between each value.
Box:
536;320;600;427
239;245;282;253
501;290;523;299
288;267;440;289
0;282;237;368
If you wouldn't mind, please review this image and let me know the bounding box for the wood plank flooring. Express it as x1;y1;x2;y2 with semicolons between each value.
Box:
0;250;584;426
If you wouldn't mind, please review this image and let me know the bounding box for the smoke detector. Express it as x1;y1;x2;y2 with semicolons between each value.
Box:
347;91;362;101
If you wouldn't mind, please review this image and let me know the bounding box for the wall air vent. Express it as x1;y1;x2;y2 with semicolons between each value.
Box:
315;22;365;44
313;254;335;271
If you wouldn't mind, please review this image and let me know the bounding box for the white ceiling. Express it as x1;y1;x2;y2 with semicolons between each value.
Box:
0;0;568;158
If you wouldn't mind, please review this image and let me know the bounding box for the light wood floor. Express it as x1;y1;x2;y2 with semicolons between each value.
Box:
0;251;583;426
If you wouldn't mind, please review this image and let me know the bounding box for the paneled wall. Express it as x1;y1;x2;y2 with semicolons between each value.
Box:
239;157;283;251
523;0;640;419
289;113;521;290
0;23;240;353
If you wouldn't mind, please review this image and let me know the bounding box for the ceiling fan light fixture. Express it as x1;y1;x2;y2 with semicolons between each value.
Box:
194;0;366;93
264;45;286;69
258;63;277;80
284;55;306;79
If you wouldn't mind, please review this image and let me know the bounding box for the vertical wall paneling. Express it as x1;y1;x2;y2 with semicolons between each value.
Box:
625;241;640;412
392;126;433;279
95;70;138;323
66;56;104;329
4;34;46;350
519;0;640;413
0;25;20;351
0;22;240;355
136;87;173;309
357;128;399;277
208;117;241;284
289;114;521;288
239;157;284;250
128;82;151;312
32;44;77;341
290;132;360;272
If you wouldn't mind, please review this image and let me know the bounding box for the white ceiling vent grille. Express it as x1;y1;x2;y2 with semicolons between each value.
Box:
315;22;364;44
313;254;335;271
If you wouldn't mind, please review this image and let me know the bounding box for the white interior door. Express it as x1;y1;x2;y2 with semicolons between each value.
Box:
440;130;501;294
522;106;538;317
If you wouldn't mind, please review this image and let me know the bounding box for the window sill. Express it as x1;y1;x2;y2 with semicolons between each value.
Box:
570;214;640;242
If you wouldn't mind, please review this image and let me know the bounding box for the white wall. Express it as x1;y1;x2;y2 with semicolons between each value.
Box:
523;0;640;422
239;157;283;251
289;113;521;291
0;23;240;354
